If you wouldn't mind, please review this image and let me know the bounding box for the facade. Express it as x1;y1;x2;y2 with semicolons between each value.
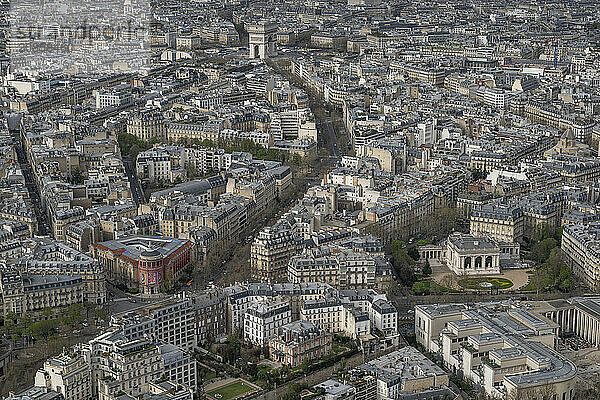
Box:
34;353;92;400
268;320;332;367
17;239;106;305
192;289;226;345
80;332;165;400
158;344;197;392
470;203;524;243
127;110;167;142
251;225;302;281
92;236;192;295
561;223;600;289
445;233;501;275
288;247;378;289
534;297;600;349
243;296;292;346
111;296;197;351
0;270;85;317
224;282;396;340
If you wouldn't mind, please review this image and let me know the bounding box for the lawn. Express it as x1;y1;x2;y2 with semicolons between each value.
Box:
458;277;513;290
412;280;460;295
208;381;257;400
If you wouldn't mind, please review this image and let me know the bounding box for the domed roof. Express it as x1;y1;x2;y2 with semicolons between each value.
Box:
141;249;161;258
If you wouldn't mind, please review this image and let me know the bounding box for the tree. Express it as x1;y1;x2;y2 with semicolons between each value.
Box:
31;319;59;339
422;259;432;276
508;384;556;400
407;246;420;261
42;307;53;319
391;240;417;286
529;237;557;263
5;312;17;326
257;368;270;384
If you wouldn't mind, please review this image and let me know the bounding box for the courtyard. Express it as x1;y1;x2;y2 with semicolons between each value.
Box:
458;276;513;290
205;378;261;400
429;259;533;291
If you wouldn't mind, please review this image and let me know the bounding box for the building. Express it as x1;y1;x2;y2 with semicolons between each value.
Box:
34;352;92;400
224;282;397;340
415;302;575;399
111;296;196;351
158;344;197;392
444;233;501;275
191;289;226;345
127;110;167;142
0;270;85;317
248;22;278;59
6;387;64;400
91;236;192;295
313;379;356;399
95;90;132;109
561;223;600;289
288;247;378;289
419;233;520;277
268;320;332;367
12;238;106;306
251;224;302;281
470;203;524;243
357;347;452;400
79;331;164;399
243;296;291;346
533;297;600;349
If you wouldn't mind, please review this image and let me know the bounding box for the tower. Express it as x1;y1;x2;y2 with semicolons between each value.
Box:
248;22;278;60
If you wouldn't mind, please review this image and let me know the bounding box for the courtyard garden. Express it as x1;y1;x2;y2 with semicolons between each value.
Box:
458;276;514;290
207;379;259;400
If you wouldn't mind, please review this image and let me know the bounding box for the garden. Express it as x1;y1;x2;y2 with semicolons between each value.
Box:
458;276;514;290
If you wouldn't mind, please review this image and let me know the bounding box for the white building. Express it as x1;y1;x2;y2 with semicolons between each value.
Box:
95;90;133;109
243;296;292;346
34;353;92;400
416;118;438;146
415;302;576;400
357;347;451;400
158;344;197;393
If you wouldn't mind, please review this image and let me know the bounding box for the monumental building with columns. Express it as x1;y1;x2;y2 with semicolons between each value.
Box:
415;301;576;400
533;297;600;349
419;233;520;276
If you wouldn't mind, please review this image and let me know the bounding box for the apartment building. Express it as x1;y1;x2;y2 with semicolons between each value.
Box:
268;320;332;368
561;222;600;289
80;332;164;399
192;289;226;345
158;344;197;392
34;353;92;400
243;296;292;347
111;297;197;351
16;238;106;305
288;247;378;289
470;203;524;243
127;110;167;142
251;224;303;281
0;270;85;317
